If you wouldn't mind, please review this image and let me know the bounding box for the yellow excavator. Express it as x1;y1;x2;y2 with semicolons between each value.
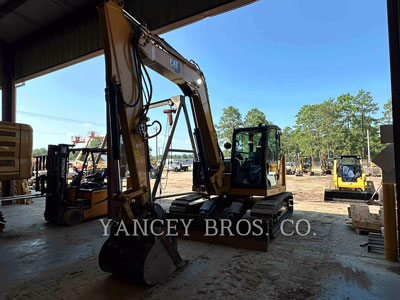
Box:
321;154;333;175
295;155;304;176
97;1;293;284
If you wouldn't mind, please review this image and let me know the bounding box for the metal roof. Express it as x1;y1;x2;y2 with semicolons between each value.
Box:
0;0;94;43
0;0;257;84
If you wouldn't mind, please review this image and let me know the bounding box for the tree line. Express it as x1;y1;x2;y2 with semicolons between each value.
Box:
34;92;392;164
215;107;268;155
215;90;392;162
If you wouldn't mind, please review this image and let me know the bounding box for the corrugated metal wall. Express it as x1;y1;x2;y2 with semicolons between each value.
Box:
14;6;103;82
1;0;256;84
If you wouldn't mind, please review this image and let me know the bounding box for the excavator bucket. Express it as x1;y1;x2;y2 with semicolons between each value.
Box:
99;204;183;285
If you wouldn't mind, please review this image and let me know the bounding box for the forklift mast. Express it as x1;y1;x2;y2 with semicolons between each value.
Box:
44;144;70;223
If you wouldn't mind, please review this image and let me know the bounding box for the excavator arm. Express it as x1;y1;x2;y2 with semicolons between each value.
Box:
97;0;224;284
99;2;223;215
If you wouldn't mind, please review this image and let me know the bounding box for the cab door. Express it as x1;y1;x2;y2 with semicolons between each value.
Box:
266;127;280;188
231;129;265;189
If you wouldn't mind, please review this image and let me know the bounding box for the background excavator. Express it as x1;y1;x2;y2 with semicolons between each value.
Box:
97;1;293;285
321;154;334;175
295;155;304;176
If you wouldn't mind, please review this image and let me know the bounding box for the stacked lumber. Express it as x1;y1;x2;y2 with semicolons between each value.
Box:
347;204;383;235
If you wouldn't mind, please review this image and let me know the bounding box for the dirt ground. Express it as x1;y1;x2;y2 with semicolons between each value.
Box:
153;170;383;215
1;172;399;300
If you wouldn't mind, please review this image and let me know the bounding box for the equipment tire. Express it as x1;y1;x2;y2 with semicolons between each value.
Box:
0;211;5;232
63;208;84;226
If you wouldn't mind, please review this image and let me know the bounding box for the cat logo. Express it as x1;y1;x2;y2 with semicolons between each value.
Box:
169;58;180;74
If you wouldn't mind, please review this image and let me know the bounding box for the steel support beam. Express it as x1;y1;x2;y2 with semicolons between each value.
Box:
151;103;183;199
151;96;198;199
169;149;194;153
182;100;198;161
1;41;16;122
1;41;16;197
386;0;400;261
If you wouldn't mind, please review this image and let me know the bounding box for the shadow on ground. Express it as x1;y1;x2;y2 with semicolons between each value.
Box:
1;197;399;300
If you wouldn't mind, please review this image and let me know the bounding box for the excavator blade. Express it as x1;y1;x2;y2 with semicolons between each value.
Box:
98;204;183;285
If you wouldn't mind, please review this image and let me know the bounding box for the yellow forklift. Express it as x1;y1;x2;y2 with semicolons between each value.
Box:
43;144;108;225
324;155;378;202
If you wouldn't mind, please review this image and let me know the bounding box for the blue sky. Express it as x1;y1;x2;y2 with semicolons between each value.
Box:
15;0;391;150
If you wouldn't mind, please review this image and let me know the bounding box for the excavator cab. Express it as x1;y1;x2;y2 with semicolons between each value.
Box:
231;125;281;191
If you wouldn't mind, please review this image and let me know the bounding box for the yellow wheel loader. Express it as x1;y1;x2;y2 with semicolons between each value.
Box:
324;155;378;202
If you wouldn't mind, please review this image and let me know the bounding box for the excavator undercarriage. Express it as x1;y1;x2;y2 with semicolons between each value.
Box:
167;192;293;251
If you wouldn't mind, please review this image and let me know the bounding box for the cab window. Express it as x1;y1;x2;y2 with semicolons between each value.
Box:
266;128;279;187
232;130;263;186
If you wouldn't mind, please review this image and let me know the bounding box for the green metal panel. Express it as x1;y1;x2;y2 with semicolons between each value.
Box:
14;6;103;82
2;0;256;83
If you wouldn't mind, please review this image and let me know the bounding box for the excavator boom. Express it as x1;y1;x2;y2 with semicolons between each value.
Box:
98;2;223;207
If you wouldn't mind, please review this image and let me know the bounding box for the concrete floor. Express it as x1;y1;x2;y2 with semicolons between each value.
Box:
1;198;399;300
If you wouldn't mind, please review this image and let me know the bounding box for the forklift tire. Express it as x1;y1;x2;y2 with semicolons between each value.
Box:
0;211;5;232
63;208;84;226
